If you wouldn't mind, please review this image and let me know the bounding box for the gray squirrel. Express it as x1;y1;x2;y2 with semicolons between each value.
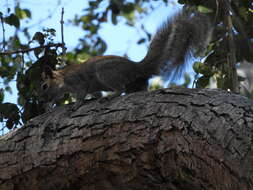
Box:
40;7;213;109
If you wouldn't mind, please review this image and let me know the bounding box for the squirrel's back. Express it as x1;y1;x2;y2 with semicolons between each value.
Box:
58;7;212;91
40;7;213;108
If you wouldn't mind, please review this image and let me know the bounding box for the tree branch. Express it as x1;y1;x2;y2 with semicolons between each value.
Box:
0;43;64;56
225;1;239;93
0;88;253;189
60;7;66;56
0;14;6;51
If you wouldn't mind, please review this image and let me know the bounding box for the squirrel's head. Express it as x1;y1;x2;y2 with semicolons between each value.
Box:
40;66;65;103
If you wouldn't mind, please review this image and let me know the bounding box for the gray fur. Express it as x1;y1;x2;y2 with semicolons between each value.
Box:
40;8;212;109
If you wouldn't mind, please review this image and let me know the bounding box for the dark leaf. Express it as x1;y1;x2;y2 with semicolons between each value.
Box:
137;38;146;44
122;3;135;14
0;89;4;103
24;9;31;18
4;13;20;28
111;13;117;25
110;2;120;15
34;48;44;58
0;103;20;128
48;28;56;36
196;76;210;88
32;32;45;45
6;119;14;129
193;61;203;74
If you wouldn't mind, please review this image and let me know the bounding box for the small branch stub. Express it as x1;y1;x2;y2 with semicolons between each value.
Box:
60;7;67;57
0;14;6;51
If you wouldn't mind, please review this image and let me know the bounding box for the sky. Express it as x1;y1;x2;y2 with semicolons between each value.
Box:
0;0;182;104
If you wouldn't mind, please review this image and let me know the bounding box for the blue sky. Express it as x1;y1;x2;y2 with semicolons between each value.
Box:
0;0;181;104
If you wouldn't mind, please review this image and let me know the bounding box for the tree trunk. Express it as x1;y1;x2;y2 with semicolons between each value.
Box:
0;88;253;190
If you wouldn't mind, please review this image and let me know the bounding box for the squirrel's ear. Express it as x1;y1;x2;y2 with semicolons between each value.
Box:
42;66;54;79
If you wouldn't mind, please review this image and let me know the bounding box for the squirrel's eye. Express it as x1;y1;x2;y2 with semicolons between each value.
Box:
41;83;49;91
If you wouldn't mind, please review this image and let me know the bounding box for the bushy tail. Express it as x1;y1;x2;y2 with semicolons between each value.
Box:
140;7;213;78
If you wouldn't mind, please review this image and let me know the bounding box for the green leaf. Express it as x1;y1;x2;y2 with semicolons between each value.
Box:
197;6;213;14
80;15;92;23
24;9;31;18
123;11;135;24
77;52;90;62
193;61;213;76
4;13;20;28
15;7;31;19
238;7;248;20
193;61;203;74
66;52;75;61
135;5;144;13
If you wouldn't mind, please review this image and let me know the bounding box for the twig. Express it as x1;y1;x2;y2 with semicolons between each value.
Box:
224;0;239;93
60;7;66;56
0;43;63;56
21;53;25;74
0;14;6;51
192;73;199;88
214;0;219;23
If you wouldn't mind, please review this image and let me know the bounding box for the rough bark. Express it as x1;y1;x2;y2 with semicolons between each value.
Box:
0;88;253;190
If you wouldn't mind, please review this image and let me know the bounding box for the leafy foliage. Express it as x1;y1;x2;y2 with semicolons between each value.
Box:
0;0;253;133
190;0;253;91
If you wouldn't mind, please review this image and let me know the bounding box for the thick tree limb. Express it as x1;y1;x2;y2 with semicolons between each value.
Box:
0;88;253;190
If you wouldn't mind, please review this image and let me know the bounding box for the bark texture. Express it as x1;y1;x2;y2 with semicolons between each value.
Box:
0;88;253;190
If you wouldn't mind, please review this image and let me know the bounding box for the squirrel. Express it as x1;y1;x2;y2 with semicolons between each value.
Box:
40;7;213;109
